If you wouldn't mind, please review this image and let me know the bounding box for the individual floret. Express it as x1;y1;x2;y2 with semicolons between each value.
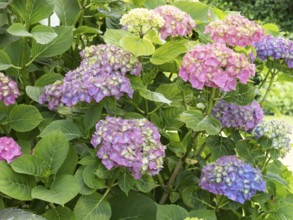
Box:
199;156;266;204
179;43;255;91
0;73;20;106
91;117;166;179
254;35;293;68
213;100;264;131
154;5;195;39
205;14;264;47
0;137;22;163
252;120;292;157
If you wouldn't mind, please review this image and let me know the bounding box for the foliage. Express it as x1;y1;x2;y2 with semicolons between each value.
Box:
0;0;292;220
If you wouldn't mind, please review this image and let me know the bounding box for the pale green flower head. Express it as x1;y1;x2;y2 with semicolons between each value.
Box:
184;217;204;220
120;8;164;36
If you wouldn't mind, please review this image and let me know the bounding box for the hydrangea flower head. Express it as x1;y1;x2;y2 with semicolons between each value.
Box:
120;8;165;35
213;100;264;131
199;156;266;204
179;43;255;91
205;14;264;47
154;5;195;39
91;117;166;179
0;73;20;106
254;35;293;68
0;137;22;163
252;120;292;157
39;44;142;109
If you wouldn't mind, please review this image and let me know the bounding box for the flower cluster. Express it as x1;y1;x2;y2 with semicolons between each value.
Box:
199;156;266;204
179;43;255;91
0;73;20;106
154;5;195;39
120;8;165;35
205;14;264;47
213;100;264;131
254;35;293;68
91;117;166;179
252;120;292;157
39;44;142;110
0;137;22;163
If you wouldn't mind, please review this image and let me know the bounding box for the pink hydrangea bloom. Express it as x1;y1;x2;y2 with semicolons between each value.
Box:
0;137;22;163
0;73;20;106
205;14;264;47
154;5;195;39
179;43;255;91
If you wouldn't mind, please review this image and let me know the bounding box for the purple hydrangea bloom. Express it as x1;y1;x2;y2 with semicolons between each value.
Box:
252;120;292;157
0;137;22;163
91;117;166;179
199;156;266;204
39;44;142;110
0;73;20;106
254;35;293;68
213;100;264;131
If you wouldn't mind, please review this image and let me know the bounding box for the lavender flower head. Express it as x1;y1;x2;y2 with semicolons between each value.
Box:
154;5;195;39
252;120;292;157
179;43;255;91
0;73;20;106
205;14;264;47
0;137;22;163
254;35;293;68
199;156;266;204
39;44;142;110
213;100;264;131
91;117;166;179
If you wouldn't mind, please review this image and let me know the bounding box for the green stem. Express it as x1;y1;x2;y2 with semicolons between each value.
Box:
261;151;271;172
206;88;216;115
148;104;164;115
261;71;277;104
144;98;149;117
258;69;272;89
182;91;189;110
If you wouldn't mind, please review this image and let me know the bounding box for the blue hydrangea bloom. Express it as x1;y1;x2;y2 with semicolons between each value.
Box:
199;156;266;204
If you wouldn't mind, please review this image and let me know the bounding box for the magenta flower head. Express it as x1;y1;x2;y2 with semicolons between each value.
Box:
154;5;196;39
91;117;166;179
0;73;20;106
179;43;255;91
254;35;293;68
205;14;264;47
213;100;264;131
199;156;266;204
0;137;22;163
252;120;292;157
39;44;142;110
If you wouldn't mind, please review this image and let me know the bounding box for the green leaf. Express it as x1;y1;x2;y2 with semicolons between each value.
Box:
34;130;69;175
118;172;136;196
7;23;32;37
44;206;76;220
133;175;158;193
224;83;255;106
32;26;73;58
236;140;260;163
0;162;36;200
0;50;12;70
179;110;221;135
181;185;211;209
25;86;43;102
0;0;12;9
8;104;43;132
74;167;96;195
35;73;63;86
32;174;80;205
103;29;132;47
57;146;78;176
82;164;107;190
264;172;288;187
0;208;46;220
189;209;217;220
206;135;235;160
10;0;54;25
262;23;279;36
74;193;111;220
74;26;100;35
110;191;156;220
151;40;189;65
83;103;103;130
138;89;172;105
10;155;48;177
173;2;210;22
144;0;164;9
257;136;273;150
156;205;189;220
31;25;58;44
120;35;155;57
54;0;81;26
39;120;83;141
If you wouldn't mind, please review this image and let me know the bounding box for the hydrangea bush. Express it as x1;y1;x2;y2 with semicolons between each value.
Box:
0;1;292;220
